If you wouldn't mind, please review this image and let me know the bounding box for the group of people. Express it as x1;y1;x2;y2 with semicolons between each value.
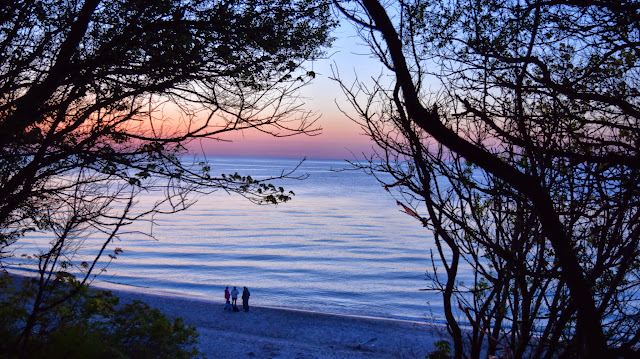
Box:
224;286;250;312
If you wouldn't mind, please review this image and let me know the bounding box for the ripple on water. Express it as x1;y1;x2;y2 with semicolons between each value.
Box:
10;158;441;322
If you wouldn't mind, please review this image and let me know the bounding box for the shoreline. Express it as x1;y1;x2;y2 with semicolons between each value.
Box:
6;270;445;358
96;276;441;326
7;266;442;324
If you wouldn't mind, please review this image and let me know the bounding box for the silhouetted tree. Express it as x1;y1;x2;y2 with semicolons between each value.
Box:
336;0;640;357
0;0;334;353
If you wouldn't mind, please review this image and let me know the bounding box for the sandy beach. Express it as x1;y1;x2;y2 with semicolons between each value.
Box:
113;288;444;359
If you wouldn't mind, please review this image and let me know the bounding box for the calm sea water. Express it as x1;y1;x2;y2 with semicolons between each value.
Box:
8;157;464;322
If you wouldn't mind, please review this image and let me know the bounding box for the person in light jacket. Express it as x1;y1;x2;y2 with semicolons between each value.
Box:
231;286;239;305
242;286;251;312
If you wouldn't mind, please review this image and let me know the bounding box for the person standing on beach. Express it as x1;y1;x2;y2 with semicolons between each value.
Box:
224;286;231;311
242;286;250;312
231;286;239;305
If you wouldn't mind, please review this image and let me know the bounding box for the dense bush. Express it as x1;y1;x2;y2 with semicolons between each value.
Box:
0;272;202;359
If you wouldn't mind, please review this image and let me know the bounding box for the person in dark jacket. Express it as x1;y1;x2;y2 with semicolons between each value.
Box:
242;286;250;312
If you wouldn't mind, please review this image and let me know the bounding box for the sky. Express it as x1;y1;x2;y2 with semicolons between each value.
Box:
196;23;388;160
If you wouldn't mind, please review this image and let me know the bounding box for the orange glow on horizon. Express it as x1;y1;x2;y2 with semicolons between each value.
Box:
190;116;378;160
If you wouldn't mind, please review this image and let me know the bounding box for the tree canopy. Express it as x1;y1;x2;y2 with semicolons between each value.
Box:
0;0;334;352
336;0;640;357
1;0;333;253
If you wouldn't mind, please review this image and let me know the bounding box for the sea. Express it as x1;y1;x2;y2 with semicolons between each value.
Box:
6;157;465;323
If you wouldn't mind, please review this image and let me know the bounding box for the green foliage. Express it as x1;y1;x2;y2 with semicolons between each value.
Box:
0;272;202;359
427;340;451;359
106;301;201;359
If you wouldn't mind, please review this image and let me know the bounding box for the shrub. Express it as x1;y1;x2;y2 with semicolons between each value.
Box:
0;272;202;358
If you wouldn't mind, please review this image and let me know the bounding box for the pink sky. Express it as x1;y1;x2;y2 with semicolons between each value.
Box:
196;117;377;160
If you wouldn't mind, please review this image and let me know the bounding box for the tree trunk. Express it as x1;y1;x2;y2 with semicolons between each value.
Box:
360;0;608;356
